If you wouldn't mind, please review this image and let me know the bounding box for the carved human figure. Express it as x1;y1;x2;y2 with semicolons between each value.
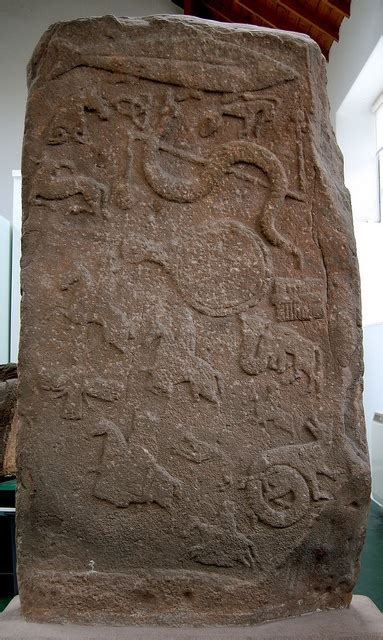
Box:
145;302;223;403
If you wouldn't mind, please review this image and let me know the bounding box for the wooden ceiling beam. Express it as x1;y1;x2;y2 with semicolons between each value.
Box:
202;1;231;22
184;0;200;15
202;0;276;28
236;0;332;48
236;0;291;29
278;0;339;41
184;0;332;59
326;0;351;17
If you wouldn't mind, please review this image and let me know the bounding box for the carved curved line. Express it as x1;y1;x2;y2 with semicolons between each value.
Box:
143;140;300;263
249;463;310;528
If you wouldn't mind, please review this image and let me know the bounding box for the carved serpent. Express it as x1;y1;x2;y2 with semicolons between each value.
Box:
143;139;301;265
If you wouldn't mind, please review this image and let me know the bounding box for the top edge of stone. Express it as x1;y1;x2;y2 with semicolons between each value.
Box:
44;13;316;40
27;14;322;90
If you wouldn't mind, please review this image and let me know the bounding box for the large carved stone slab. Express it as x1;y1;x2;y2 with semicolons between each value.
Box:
0;364;18;476
18;15;370;626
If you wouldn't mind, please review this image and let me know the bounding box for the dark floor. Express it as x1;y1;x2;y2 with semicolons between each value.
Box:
0;502;382;615
0;597;10;612
354;499;383;611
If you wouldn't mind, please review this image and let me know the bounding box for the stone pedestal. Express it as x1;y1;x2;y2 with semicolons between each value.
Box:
1;596;382;639
18;15;370;626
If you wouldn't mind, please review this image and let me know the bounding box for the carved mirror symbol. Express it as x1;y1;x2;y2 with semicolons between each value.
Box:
123;219;271;317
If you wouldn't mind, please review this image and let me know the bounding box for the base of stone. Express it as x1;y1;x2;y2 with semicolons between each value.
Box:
0;595;382;639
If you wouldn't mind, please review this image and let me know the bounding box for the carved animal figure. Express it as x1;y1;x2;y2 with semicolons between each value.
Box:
46;89;110;145
146;304;223;404
30;160;109;217
190;501;256;568
60;266;136;354
240;313;322;393
143;138;301;265
254;381;295;440
43;367;124;420
247;417;336;528
93;417;181;509
172;427;222;464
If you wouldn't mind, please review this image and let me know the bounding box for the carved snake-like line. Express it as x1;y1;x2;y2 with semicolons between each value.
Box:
143;139;301;265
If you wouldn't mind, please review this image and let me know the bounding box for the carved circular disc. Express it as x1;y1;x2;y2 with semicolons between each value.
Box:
174;220;270;316
248;464;310;528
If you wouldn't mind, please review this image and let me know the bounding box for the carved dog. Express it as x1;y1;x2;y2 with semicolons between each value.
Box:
240;313;322;393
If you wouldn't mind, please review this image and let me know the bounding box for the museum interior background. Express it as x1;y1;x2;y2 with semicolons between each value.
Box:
0;0;382;613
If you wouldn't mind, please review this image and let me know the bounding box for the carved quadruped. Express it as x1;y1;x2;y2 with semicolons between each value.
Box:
30;159;109;218
246;417;336;528
240;312;323;393
93;415;181;509
19;15;369;626
42;367;124;420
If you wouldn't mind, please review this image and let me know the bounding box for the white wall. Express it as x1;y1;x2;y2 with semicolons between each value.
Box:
327;0;383;126
0;216;11;362
327;0;383;465
0;0;182;223
335;37;383;326
328;1;383;327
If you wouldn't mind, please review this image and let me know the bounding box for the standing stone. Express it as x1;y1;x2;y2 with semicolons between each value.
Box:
0;364;18;476
18;15;370;626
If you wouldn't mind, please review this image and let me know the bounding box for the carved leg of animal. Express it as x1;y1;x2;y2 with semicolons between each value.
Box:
309;472;333;501
148;369;173;396
240;550;254;568
62;388;83;420
188;359;221;404
240;319;268;375
80;181;107;217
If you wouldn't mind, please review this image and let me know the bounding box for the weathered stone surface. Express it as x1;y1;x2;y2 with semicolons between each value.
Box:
18;15;370;626
0;364;18;476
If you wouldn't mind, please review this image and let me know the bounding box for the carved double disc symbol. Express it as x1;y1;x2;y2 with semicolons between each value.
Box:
248;464;310;528
174;220;270;316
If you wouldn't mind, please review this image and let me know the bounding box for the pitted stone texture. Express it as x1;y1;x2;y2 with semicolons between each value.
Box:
18;15;370;626
0;364;18;475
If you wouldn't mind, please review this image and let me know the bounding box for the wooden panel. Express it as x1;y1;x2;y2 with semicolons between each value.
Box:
183;0;351;59
326;0;351;17
277;0;339;40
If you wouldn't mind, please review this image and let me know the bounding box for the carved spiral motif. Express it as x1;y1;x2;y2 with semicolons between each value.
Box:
247;464;310;528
